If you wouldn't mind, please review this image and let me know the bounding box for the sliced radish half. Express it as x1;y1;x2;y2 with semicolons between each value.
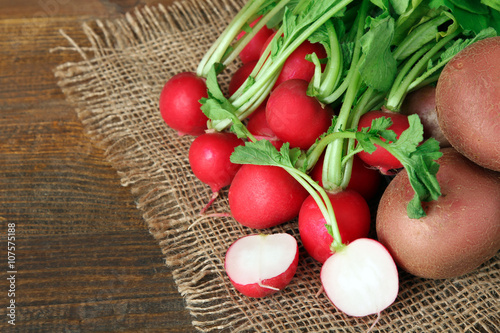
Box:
224;233;299;298
320;238;399;317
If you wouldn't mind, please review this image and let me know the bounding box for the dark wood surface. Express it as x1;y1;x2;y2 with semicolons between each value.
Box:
0;0;197;331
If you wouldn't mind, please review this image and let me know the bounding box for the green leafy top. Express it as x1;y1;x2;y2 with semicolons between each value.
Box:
430;0;500;34
203;0;355;132
195;0;499;222
231;139;344;251
356;114;442;218
358;14;397;92
231;139;304;171
231;113;441;219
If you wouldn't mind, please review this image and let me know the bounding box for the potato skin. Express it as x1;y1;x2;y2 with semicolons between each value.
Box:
435;36;500;172
400;85;450;148
376;148;500;279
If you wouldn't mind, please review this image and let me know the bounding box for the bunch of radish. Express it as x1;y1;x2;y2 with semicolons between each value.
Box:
158;0;500;325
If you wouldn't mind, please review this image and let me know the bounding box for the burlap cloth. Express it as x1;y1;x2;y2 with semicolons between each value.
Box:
53;0;499;331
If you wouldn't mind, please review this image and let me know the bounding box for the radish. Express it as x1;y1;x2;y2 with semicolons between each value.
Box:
259;35;327;88
345;157;381;201
200;1;351;134
310;154;381;201
236;16;275;64
246;103;274;138
228;164;309;229
231;140;400;317
159;72;209;136
321;238;399;317
258;30;277;60
298;189;371;263
228;60;258;96
188;132;244;213
246;103;284;149
273;40;327;89
191;0;500;321
356;110;411;175
266;79;333;150
225;233;299;298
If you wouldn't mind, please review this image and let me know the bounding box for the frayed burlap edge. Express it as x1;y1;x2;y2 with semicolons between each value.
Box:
53;1;500;332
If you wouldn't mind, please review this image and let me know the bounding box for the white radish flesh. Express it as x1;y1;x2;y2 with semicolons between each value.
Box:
320;238;399;317
225;233;299;298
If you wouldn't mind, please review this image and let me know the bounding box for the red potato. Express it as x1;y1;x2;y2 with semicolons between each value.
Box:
225;233;299;298
376;147;500;279
321;238;399;317
310;154;382;201
159;72;208;136
298;189;371;263
435;36;500;172
266;79;333;150
400;85;450;147
357;110;411;175
236;16;275;64
228;164;309;229
189;132;245;212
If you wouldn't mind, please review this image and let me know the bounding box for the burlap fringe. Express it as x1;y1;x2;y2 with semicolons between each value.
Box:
53;1;500;332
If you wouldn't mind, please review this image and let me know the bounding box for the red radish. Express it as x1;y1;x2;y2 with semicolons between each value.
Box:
321;238;399;317
356;110;411;175
259;30;277;62
189;132;245;213
228;164;309;229
228;60;258;96
298;189;371;263
225;233;299;298
310;154;382;201
246;103;284;149
237;16;275;64
266;79;333;150
260;36;327;89
159;72;209;136
247;103;274;137
274;40;327;88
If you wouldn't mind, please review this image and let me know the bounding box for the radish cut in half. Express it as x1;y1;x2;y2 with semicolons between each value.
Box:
320;238;399;317
225;233;299;298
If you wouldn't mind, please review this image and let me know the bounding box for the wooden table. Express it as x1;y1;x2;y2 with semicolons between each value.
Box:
0;1;196;331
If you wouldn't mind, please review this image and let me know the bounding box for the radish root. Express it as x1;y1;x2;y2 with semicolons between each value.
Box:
366;312;381;333
199;191;220;215
315;285;324;298
258;281;280;291
190;211;232;229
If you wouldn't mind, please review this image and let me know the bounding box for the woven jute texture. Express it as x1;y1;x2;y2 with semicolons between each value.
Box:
53;0;499;332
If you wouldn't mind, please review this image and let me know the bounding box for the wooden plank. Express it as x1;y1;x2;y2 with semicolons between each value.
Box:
0;18;91;106
0;1;176;106
0;104;144;234
0;0;171;19
0;231;195;332
0;102;196;330
0;1;198;331
0;0;112;18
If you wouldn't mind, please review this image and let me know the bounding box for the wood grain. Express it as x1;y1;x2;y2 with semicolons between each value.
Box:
0;0;196;331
